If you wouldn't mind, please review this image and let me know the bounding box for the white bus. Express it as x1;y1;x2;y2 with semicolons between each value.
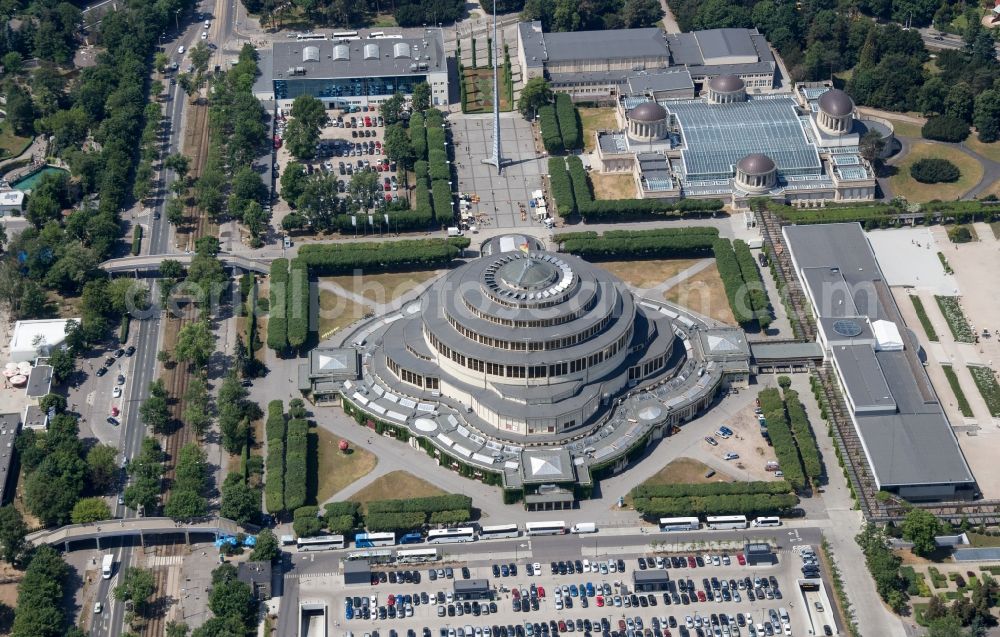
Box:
297;535;346;551
479;524;520;540
355;532;396;548
346;549;393;562
751;516;782;528
705;515;748;530
296;32;328;41
333;31;359;38
659;517;701;532
396;548;440;563
367;31;385;38
101;554;114;579
427;527;477;543
525;521;567;536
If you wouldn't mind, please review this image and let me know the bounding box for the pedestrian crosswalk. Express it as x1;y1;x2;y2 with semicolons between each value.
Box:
146;555;184;568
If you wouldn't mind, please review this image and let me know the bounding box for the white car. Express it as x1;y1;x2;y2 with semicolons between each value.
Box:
112;386;122;398
204;19;210;27
94;601;103;614
723;452;739;460
533;562;540;574
201;31;208;39
177;45;185;54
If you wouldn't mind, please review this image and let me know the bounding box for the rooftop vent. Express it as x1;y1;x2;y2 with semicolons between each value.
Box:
364;43;379;60
303;46;320;62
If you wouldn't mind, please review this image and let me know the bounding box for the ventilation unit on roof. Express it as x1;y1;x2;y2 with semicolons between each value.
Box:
363;43;379;60
333;44;349;61
303;46;320;62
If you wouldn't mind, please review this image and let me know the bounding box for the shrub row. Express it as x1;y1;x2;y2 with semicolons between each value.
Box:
283;418;309;512
634;493;799;518
784;390;822;480
759;388;807;491
555;93;582;150
410;112;426;159
561;229;718;261
324;501;362;535
297;238;468;275
265;400;285;444
429;509;471;525
632;480;791;500
366;511;427;533
287;259;309;349
539;105;563;154
131;225;143;256
267;259;289;351
550;156;724;222
432;179;454;221
264;437;284;513
548;157;575;217
733;239;772;328
367;494;473;515
293;505;323;537
713;239;754;327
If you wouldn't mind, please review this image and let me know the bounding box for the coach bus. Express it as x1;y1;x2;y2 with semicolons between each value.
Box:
345;549;393;563
427;527;477;544
658;517;701;532
705;515;748;530
296;535;346;551
399;531;425;544
525;521;567;536
751;516;782;528
479;524;520;540
355;532;396;548
333;31;359;38
396;548;440;563
296;32;328;41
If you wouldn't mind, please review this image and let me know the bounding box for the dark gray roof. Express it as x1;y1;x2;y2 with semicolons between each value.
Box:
0;413;21;505
750;341;824;361
819;89;854;117
630;101;667;122
626;70;694;95
634;570;669;583
270;33;444;81
737;153;775;175
783;223;975;490
454;579;490;592
665;30;775;81
529;24;670;63
26;365;52;398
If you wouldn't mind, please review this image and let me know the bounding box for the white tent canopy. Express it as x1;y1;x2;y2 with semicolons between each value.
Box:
872;319;904;351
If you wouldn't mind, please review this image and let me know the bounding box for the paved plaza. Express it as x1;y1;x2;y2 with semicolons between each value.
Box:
451;113;547;230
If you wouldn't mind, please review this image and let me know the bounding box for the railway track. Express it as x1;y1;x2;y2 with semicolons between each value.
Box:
141;94;216;637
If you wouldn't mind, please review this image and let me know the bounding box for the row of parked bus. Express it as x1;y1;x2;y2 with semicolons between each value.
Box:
293;521;596;552
658;515;782;532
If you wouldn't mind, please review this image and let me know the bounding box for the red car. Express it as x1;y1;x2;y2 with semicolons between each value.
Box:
111;406;120;417
687;556;696;568
619;620;627;632
596;595;604;607
512;588;520;600
737;553;746;565
537;586;545;598
697;590;706;602
384;194;392;201
387;594;395;606
558;622;566;632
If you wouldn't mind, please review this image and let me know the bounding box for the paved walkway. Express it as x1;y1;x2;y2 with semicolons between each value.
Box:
0;134;44;172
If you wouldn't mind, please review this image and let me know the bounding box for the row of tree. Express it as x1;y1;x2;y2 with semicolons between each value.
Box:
732;239;773;329
520;0;663;32
633;493;799;518
713;239;760;330
296;237;468;275
782;387;823;481
558;226;719;260
631;479;792;500
164;443;211;520
758;387;808;491
296;494;474;537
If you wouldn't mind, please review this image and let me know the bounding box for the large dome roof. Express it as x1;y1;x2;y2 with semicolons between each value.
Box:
629;101;667;123
818;89;854;117
709;74;745;93
737;153;776;176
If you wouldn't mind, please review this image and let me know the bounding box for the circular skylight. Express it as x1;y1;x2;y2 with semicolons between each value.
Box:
833;319;863;338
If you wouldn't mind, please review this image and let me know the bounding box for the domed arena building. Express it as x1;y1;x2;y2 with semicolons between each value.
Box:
309;236;750;505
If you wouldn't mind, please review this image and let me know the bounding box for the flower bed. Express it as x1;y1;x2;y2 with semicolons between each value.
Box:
934;295;974;342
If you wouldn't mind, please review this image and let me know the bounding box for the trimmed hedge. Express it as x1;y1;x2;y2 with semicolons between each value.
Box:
287;259;309;349
265;400;285;442
547;157;575;217
264;437;284;513
431;179;454;221
267;258;289;351
911;158;960;184
560;227;718;261
633;493;799;518
131;225;143;255
632;480;791;500
921;115;970;143
367;494;473;515
555;93;582;150
410;112;426;159
539;105;563;154
429;509;471;525
293;505;324;537
365;511;427;533
414;159;429;182
283;418;308;511
733;239;772;328
713;239;754;326
784;390;822;480
759;388;807;491
297;238;468;275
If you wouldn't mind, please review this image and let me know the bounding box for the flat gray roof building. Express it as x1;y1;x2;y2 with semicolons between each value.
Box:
26;364;52;400
783;223;976;501
0;413;21;505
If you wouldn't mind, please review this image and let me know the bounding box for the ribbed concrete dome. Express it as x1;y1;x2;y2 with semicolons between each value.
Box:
629;101;667;123
709;74;745;93
737;153;776;176
818;89;854;117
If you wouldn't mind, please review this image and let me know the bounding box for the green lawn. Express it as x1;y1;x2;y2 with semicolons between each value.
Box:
889;142;983;203
910;295;939;342
0;122;32;159
941;365;973;417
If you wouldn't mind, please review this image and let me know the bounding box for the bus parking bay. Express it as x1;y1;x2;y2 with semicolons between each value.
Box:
332;549;821;637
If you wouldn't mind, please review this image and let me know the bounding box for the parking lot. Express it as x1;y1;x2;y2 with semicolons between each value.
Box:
331;546;831;637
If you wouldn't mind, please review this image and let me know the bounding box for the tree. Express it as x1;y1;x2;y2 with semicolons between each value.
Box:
280;162;308;205
87;444;120;492
208;564;257;627
70;497;111;524
5;86;35;135
160;260;186;280
922;115;970;143
973;90;1000;144
140;380;171;434
243;202;270;246
2;51;23;75
859;130;886;164
249;528;280;562
380;92;406;126
114;568;156;615
175;321;214;368
165;153;191;179
927;615;970;637
164;489;207;520
283;118;317;161
383;124;415;169
944;82;975;123
620;0;662;28
348;170;382;214
911;158;960;184
166;622;190;637
518;77;553;119
902;508;941;556
411;82;431;113
220;473;261;525
166;197;186;226
154;52;169;73
183;376;211;436
190;43;211;74
45;346;75;382
0;506;26;564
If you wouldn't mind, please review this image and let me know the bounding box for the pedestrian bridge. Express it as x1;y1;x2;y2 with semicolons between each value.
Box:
27;516;246;551
99;253;271;275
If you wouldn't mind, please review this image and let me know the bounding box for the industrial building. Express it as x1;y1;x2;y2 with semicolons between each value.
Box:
593;84;884;208
255;30;448;107
633;570;671;591
517;23;776;98
783;223;977;502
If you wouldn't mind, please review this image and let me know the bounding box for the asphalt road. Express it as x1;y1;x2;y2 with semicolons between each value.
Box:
919;27;1000;58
